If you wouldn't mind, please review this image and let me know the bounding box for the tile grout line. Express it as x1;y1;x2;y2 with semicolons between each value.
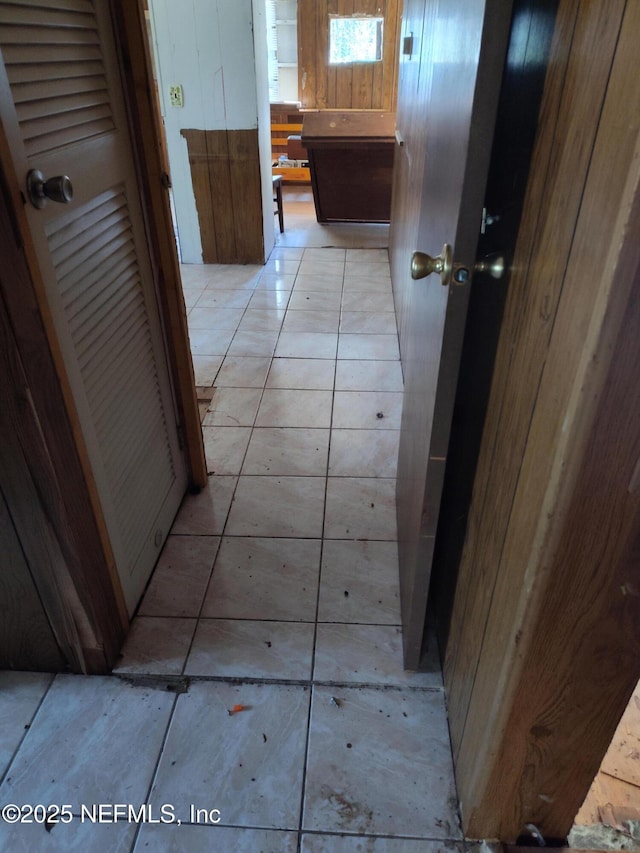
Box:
129;688;182;853
118;672;444;694
0;673;56;790
295;246;345;843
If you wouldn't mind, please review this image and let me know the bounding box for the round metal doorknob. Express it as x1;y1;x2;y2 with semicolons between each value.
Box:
453;253;506;283
474;252;505;279
27;169;73;209
411;243;453;286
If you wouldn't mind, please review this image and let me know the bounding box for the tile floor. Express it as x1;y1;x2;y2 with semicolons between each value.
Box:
0;196;462;851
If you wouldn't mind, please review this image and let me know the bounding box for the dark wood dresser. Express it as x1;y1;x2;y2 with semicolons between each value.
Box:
301;110;396;223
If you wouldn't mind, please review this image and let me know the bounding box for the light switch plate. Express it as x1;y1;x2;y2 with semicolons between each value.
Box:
169;85;184;108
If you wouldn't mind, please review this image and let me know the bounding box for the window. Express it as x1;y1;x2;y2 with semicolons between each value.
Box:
329;16;384;65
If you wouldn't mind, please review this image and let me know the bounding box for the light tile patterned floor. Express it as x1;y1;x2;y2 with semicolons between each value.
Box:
0;198;461;851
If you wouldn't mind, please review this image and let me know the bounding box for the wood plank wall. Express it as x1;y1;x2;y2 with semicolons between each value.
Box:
181;129;264;264
298;0;401;110
443;0;640;839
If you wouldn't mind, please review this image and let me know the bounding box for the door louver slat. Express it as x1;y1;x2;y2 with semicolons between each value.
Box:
0;23;99;44
15;88;109;123
5;58;103;82
2;0;94;13
54;213;131;276
0;1;114;156
64;249;137;322
12;73;107;102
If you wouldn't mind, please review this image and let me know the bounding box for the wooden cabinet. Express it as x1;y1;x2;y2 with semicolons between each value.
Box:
301;110;395;222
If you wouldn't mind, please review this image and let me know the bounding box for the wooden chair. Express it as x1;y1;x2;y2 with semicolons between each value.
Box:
272;174;284;233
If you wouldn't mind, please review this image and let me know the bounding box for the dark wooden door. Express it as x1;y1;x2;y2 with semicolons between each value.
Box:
391;0;514;669
429;0;560;654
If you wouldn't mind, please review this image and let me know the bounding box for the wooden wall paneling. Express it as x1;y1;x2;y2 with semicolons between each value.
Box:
352;0;377;109
381;0;400;111
204;130;237;263
442;0;640;839
181;129;263;265
318;0;331;109
324;0;335;109
444;0;626;752
228;129;264;264
370;0;386;110
334;0;355;108
110;0;207;490
0;484;65;671
0;115;128;673
325;0;339;108
298;0;400;110
299;0;325;108
180;129;220;263
299;0;318;108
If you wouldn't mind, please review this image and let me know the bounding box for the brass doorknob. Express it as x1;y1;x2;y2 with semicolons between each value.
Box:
474;253;505;279
27;169;73;209
412;244;506;287
411;243;453;286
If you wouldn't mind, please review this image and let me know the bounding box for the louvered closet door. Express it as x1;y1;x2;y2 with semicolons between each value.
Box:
0;0;187;614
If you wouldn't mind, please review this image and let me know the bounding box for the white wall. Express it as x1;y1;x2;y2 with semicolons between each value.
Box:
149;0;272;263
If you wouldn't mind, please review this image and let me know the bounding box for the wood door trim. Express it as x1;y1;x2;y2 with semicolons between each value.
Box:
0;120;128;671
109;0;207;490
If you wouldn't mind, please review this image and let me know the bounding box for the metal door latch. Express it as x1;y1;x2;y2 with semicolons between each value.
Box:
481;207;500;234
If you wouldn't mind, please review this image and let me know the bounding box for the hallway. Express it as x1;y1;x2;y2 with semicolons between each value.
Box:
0;205;462;850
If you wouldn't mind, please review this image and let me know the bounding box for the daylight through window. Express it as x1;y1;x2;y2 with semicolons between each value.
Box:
329;16;384;65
